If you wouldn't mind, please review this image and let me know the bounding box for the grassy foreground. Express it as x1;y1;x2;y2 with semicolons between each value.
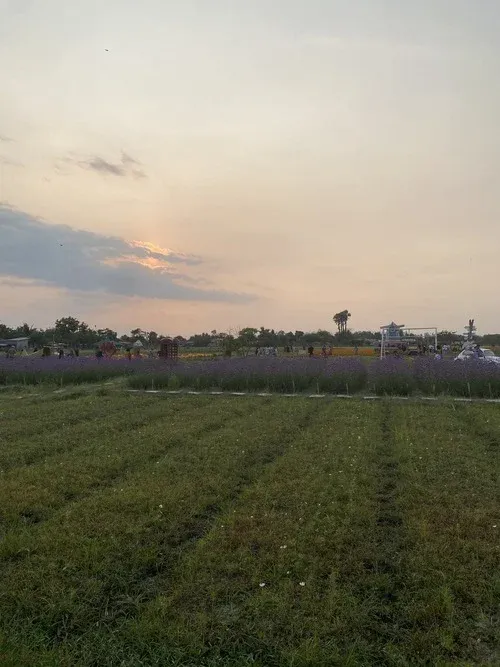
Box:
0;389;498;666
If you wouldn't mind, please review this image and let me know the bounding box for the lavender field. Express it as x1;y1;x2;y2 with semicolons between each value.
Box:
2;355;500;397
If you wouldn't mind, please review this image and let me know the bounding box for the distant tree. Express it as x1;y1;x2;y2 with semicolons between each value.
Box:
238;327;258;343
97;328;118;341
437;330;459;346
481;334;500;347
353;330;380;343
54;316;81;344
257;327;275;346
333;310;351;334
0;323;14;339
316;329;335;344
29;329;47;348
189;333;212;347
130;328;147;342
147;331;159;346
334;330;354;345
236;328;259;354
15;322;34;337
173;335;187;346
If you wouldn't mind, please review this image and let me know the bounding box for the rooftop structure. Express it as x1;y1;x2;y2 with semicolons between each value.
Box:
0;337;29;350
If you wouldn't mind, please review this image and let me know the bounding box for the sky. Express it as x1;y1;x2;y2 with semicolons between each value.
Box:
1;0;500;336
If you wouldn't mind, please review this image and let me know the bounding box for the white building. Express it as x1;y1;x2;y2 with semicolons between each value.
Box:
0;337;30;350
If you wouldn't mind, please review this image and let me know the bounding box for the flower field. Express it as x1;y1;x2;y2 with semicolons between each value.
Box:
0;389;498;665
2;355;500;398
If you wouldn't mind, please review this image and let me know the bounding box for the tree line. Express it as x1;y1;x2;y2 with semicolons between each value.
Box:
1;316;500;350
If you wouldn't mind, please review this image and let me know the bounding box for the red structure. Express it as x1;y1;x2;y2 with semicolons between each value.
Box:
159;337;179;360
100;340;117;357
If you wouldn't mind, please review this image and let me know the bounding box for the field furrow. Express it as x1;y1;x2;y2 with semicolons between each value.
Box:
0;398;319;660
0;394;220;471
0;392;498;667
0;392;134;443
389;403;500;664
120;402;381;666
0;396;261;527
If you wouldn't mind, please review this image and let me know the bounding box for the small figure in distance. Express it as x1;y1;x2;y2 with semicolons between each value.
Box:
308;345;314;357
58;347;64;359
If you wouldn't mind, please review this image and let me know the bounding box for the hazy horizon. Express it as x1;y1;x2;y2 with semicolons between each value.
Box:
2;0;499;336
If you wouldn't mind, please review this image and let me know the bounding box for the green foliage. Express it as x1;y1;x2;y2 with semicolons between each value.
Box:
333;309;351;334
0;394;498;665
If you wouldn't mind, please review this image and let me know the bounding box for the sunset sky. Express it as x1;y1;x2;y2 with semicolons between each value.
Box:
1;0;499;335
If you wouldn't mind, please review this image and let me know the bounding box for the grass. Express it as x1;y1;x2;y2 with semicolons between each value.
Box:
0;390;498;666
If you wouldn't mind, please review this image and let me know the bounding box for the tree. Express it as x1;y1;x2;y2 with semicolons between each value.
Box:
189;333;212;347
333;310;351;334
316;329;335;344
353;330;380;342
236;328;259;355
0;323;13;339
258;327;274;346
334;329;354;345
16;323;35;337
147;331;159;346
130;328;147;342
481;334;500;347
54;316;81;344
97;328;118;341
238;327;258;344
437;330;458;345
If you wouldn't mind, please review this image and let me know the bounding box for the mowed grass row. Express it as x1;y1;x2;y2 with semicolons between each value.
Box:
0;393;219;471
0;391;132;443
389;402;500;664
113;402;498;667
1;395;499;666
0;397;319;666
0;396;259;526
120;401;382;667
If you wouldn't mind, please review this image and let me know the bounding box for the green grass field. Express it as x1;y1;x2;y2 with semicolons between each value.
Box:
0;389;498;666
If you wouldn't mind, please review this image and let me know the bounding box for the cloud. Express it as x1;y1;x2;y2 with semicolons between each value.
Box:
0;205;253;303
0;134;14;143
0;156;23;167
61;151;146;179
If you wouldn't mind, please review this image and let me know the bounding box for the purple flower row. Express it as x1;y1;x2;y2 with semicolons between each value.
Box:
1;355;499;397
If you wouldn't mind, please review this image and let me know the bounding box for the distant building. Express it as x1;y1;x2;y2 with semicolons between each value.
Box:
381;322;405;341
0;337;30;350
